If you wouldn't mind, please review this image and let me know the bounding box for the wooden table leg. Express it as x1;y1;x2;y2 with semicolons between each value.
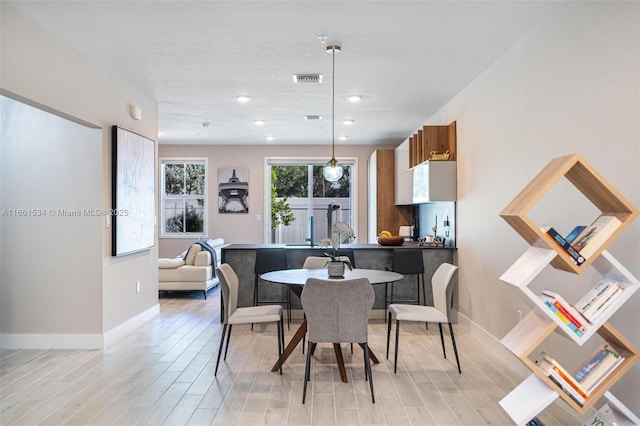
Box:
271;319;307;372
333;343;348;383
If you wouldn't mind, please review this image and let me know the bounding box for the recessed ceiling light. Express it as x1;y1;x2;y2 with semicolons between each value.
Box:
342;119;354;125
347;95;361;102
265;136;275;141
235;95;252;103
254;120;266;126
339;136;348;141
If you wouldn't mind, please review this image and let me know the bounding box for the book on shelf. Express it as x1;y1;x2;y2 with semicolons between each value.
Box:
537;352;589;399
581;403;617;426
542;299;584;336
541;290;589;333
583;286;623;322
571;215;622;259
565;225;586;244
541;226;585;265
574;279;621;314
574;280;624;323
577;344;625;392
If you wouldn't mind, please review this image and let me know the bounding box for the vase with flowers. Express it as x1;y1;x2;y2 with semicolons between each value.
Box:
318;222;355;278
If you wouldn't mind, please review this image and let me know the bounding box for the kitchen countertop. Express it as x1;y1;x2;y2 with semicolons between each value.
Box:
222;242;455;250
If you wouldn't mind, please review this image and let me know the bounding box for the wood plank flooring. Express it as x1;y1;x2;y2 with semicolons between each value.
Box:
0;289;579;425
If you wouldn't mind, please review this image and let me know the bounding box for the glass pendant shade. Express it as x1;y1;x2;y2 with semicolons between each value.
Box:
323;157;343;182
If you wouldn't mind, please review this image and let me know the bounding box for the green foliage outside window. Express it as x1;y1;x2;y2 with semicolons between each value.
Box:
163;162;205;234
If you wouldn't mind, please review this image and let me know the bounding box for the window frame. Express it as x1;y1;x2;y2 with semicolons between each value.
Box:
159;157;208;238
263;156;358;243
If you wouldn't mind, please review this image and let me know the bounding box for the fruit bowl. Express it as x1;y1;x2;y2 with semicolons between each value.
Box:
377;236;405;246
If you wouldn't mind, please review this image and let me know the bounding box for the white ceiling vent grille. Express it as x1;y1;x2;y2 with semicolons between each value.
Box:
304;115;323;120
293;74;323;83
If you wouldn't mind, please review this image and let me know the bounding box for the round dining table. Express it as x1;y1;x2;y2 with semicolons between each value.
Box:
260;268;403;382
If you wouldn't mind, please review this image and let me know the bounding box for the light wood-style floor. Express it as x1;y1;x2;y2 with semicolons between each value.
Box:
1;288;578;425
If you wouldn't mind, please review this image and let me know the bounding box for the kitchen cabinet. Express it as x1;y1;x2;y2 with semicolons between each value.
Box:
368;149;412;243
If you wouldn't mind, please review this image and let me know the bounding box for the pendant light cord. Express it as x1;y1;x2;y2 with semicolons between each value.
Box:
332;47;336;160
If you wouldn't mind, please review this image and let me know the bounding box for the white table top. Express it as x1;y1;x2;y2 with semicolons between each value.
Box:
260;268;403;285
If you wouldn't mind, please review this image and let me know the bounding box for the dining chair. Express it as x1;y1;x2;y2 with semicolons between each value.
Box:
254;248;291;329
302;255;351;269
301;255;354;354
385;248;425;311
300;277;376;403
386;263;461;374
215;263;285;376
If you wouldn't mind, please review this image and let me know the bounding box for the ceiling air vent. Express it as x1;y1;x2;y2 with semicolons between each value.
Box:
305;115;322;120
293;74;323;83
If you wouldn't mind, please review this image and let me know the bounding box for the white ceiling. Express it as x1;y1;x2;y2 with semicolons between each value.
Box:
8;1;567;146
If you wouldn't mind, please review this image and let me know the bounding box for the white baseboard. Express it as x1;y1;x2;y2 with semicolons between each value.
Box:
0;304;160;350
103;303;160;348
0;332;104;349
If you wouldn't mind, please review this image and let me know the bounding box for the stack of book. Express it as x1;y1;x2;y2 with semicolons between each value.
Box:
570;215;622;260
573;279;623;322
542;226;585;265
540;290;589;337
573;344;625;394
542;215;622;265
535;346;626;407
536;352;588;407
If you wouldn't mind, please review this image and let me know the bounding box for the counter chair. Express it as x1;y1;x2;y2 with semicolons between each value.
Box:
386;263;461;374
215;263;284;376
301;277;376;403
254;248;291;329
384;249;425;321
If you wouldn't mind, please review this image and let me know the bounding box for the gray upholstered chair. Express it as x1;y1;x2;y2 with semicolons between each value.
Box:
215;263;285;376
302;255;351;269
300;277;375;403
386;263;461;374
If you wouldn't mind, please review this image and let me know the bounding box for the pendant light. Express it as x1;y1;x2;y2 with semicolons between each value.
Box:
323;45;343;182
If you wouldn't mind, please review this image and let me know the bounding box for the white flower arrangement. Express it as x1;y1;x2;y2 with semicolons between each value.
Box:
320;222;355;269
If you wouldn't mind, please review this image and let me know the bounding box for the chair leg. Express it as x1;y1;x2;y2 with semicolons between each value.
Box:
277;318;283;375
363;345;368;381
438;323;446;359
203;290;207;300
448;322;462;374
384;283;389;323
302;341;313;404
363;342;375;403
286;288;291;330
214;324;228;376
386;311;392;359
224;324;233;360
394;319;400;374
420;274;428;330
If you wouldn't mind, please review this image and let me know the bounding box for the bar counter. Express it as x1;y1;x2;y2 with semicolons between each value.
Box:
221;243;456;312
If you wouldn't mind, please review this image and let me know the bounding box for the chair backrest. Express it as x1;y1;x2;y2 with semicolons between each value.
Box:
302;256;351;269
391;248;425;274
301;277;374;344
216;263;239;324
431;263;458;317
255;248;287;274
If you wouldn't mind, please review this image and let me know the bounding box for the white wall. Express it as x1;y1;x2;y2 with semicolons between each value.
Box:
0;4;159;347
425;2;639;411
158;144;384;257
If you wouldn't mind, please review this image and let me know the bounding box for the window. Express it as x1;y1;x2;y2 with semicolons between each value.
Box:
266;158;357;244
160;159;207;236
